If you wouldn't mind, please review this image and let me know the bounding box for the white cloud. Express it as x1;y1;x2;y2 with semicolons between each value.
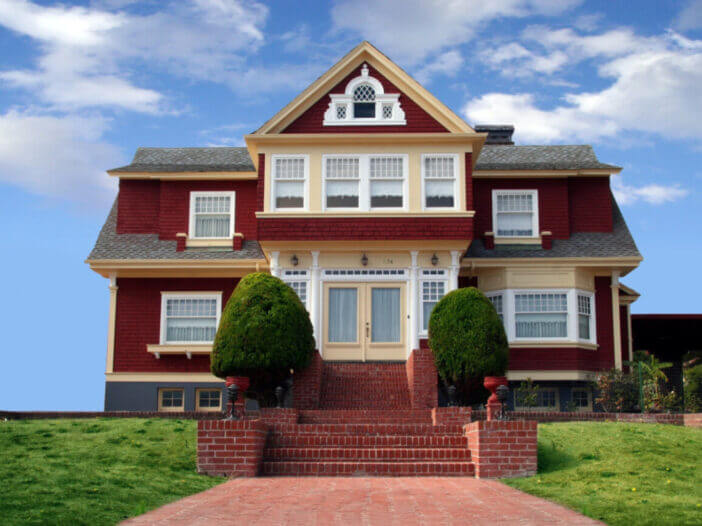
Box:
612;176;689;206
0;110;121;207
675;0;702;32
414;50;463;84
330;0;581;65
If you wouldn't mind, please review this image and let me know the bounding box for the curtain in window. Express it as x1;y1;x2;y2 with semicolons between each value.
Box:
425;180;454;207
515;313;568;338
165;298;217;343
194;195;231;237
371;288;401;342
496;212;532;236
326;180;359;207
370;180;402;207
328;288;357;342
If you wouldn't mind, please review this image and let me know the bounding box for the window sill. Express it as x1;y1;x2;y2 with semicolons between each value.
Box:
257;211;475;218
509;341;598;350
182;233;243;248
494;236;541;245
147;344;213;359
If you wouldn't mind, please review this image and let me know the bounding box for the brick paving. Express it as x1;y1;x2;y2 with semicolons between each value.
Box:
123;477;602;525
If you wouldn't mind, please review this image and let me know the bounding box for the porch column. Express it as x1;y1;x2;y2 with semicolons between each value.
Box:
449;251;461;291
106;274;118;374
611;270;622;370
270;251;280;277
409;251;419;351
310;251;321;348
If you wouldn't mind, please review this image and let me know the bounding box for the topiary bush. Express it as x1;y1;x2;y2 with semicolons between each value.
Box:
210;272;315;379
428;287;508;392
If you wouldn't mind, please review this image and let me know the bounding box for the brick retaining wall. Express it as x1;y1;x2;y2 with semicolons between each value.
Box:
471;410;690;425
197;419;268;477
465;420;538;479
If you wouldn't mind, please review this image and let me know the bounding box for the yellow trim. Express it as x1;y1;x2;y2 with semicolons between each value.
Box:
87;259;267;278
626;304;634;363
107;171;258;180
195;388;223;412
509;342;599;351
106;372;223;382
253;41;475;137
184;233;243;248
473;169;620;178
260;240;469;254
105;276;118;374
494;237;541;245
612;273;622;371
158;388;185;412
507;370;598;381
476;267;595;292
256;211;475;219
146;344;213;356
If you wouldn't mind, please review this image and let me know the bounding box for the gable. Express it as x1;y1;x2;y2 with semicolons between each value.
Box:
282;63;449;134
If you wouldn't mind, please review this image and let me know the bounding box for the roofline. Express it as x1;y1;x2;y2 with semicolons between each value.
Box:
473;168;621;178
107;171;258;180
632;314;702;320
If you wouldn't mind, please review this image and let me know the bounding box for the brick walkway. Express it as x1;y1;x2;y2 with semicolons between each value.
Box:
123;478;601;525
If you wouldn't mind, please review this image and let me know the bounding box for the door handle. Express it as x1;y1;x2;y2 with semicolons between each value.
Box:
366;322;370;338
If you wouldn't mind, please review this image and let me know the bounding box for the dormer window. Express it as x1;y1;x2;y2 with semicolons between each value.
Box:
324;64;406;126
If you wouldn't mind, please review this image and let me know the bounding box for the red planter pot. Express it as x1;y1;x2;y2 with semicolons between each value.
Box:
484;376;508;404
225;376;250;392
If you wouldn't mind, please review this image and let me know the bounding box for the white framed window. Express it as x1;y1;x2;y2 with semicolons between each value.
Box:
486;289;596;344
422;154;459;210
160;292;222;344
322;154;408;211
271;155;308;211
419;269;448;335
571;388;592;411
189;192;235;239
196;389;222;412
492;190;539;238
158;388;184;412
515;387;559;410
282;269;309;309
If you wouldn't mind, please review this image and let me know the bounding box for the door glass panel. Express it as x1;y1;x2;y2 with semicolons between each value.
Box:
371;288;401;343
328;288;357;343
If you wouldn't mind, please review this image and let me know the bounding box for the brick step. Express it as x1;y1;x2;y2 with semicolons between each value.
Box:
299;410;431;423
261;461;475;476
319;362;411;411
318;401;412;410
270;423;464;436
267;434;469;449
264;447;471;461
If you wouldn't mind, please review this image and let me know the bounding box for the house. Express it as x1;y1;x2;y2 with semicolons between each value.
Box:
87;42;641;414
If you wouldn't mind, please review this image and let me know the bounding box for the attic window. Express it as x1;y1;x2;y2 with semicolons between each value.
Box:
323;63;405;126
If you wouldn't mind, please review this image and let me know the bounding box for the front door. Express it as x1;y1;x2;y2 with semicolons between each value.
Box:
323;282;406;361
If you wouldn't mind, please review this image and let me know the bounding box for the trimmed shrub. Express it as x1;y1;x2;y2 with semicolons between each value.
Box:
595;369;639;412
428;287;508;388
210;273;315;379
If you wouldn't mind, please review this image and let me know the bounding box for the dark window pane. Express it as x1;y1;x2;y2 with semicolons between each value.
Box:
371;195;403;207
354;103;375;118
276;196;304;208
426;195;454;207
327;195;359;208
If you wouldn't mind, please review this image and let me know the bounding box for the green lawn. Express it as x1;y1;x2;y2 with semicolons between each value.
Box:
0;418;222;525
504;422;702;526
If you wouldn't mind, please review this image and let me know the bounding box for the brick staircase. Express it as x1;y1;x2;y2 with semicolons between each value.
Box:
318;362;411;409
261;409;475;476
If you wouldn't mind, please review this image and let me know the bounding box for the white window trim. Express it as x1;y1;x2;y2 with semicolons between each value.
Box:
488;289;597;345
282;269;310;310
321;153;409;212
196;388;222;412
421;153;460;211
492;189;539;239
160;292;223;345
158;388;184;412
189;191;236;239
418;269;449;337
514;386;560;411
270;154;310;212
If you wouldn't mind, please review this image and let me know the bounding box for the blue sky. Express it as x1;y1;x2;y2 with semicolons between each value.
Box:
1;0;701;410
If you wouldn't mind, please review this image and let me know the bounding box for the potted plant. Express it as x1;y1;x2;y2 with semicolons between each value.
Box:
428;287;509;406
211;272;315;413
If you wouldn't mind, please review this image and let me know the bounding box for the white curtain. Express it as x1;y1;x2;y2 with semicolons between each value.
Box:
515;313;567;338
328;288;357;342
496;212;532;236
195;215;230;237
372;288;400;342
166;317;216;342
425;180;454;207
422;301;436;331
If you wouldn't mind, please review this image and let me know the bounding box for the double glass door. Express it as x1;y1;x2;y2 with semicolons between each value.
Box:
323;282;406;361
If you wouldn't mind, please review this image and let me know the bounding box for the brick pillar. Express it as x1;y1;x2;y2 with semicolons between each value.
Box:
405;347;438;409
465;420;537;479
197;420;268;477
293;351;323;409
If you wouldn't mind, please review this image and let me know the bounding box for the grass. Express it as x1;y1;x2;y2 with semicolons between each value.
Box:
0;418;222;525
503;422;702;526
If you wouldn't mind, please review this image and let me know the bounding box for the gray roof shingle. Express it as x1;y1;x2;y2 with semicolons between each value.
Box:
475;145;620;171
465;198;641;259
109;147;255;173
87;199;264;261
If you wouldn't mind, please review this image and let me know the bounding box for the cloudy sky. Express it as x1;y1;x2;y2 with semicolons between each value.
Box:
1;0;700;409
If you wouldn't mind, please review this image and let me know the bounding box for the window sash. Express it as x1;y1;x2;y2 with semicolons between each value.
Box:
190;192;234;239
493;190;538;238
422;154;458;209
161;294;221;344
419;279;447;333
159;389;184;410
197;389;221;410
272;156;307;210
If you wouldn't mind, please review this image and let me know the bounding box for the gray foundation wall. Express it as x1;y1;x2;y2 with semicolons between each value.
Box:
105;381;225;411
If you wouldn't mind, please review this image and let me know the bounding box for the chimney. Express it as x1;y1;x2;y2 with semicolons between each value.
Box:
475;125;515;145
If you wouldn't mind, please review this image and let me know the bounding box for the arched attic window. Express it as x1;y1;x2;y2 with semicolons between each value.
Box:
353;83;376;118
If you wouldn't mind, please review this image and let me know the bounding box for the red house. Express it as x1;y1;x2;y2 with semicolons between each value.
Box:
88;42;641;413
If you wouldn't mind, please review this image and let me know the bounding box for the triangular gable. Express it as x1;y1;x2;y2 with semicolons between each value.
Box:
255;41;473;135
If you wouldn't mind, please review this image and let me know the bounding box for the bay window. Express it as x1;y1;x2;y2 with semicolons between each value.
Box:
189;192;235;239
422;154;459;209
515;292;568;338
578;294;592;340
271;155;308;210
323;154;407;211
160;292;222;344
492;190;539;237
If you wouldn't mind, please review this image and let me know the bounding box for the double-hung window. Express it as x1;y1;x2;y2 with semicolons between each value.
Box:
419;269;447;334
189;192;235;239
422;154;459;209
282;270;309;309
272;155;308;210
493;190;538;238
578;294;593;341
160;293;222;344
323;154;407;211
159;388;184;412
514;292;568;339
487;293;504;324
196;389;222;412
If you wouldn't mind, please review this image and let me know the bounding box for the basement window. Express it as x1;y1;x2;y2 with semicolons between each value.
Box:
196;389;222;411
159;388;184;412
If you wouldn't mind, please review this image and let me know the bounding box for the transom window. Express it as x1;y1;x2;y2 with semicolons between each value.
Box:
159;388;184;411
420;269;447;334
493;190;539;237
323;154;407;211
189;192;235;239
196;389;222;411
422;154;459;209
272;155;308;210
161;293;222;344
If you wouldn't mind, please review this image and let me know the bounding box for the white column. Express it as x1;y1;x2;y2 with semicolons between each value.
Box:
409;251;419;352
310;251;321;349
611;270;622;370
270;251;280;277
105;273;118;374
449;250;461;291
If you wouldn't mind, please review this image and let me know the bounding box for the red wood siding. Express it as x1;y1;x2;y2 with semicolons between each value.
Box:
465;153;474;211
257;216;473;241
620;305;630;368
116;180;160;234
569;178;612;232
508;277;615;372
113;278;238;372
281;64;448;133
256;153;265;212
